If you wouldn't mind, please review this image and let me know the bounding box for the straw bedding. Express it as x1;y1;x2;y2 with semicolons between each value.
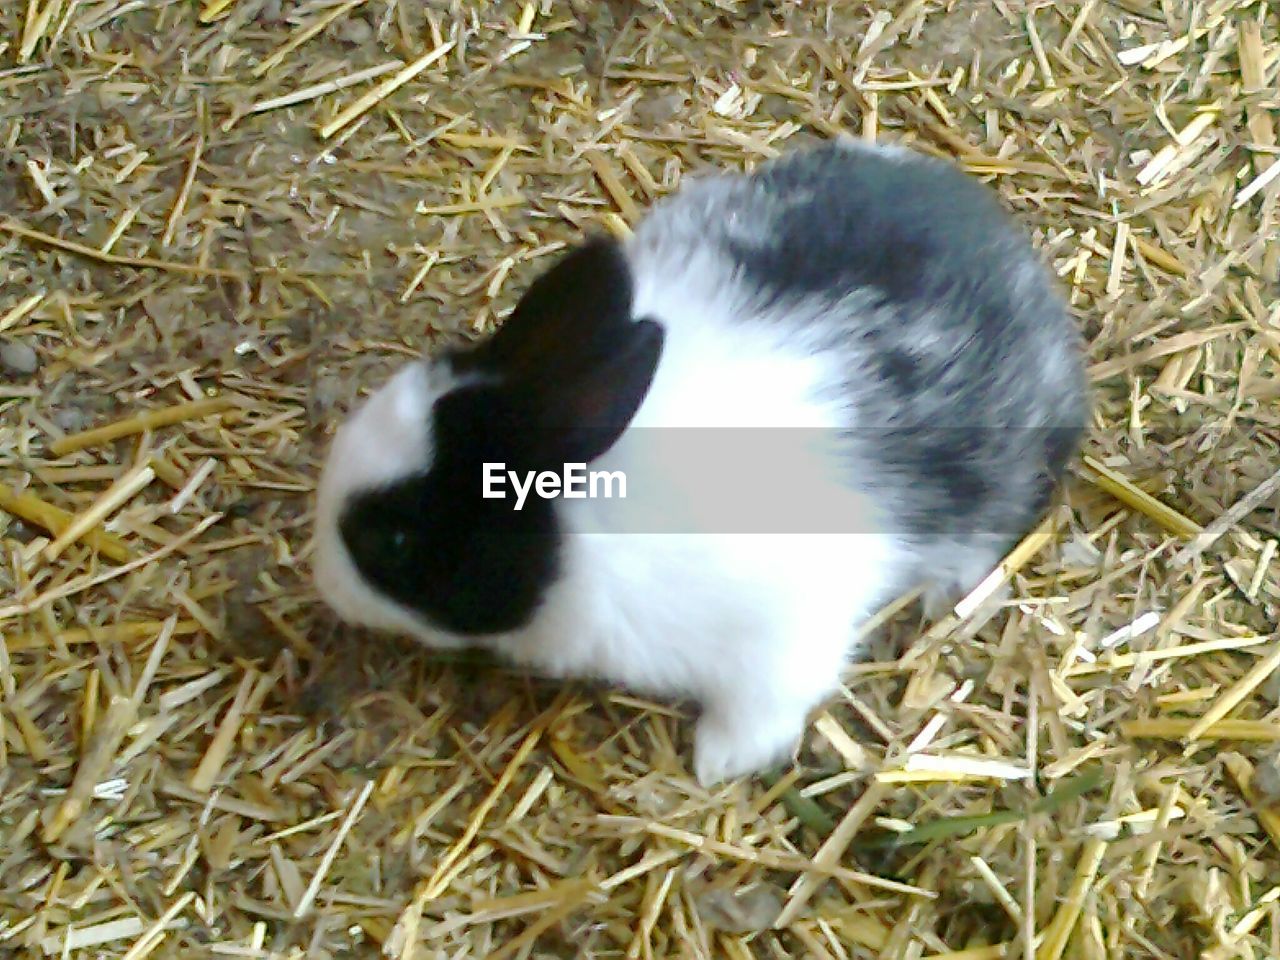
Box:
2;1;1279;957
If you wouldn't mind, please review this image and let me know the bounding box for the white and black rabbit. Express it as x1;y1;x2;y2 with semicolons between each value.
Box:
312;139;1088;786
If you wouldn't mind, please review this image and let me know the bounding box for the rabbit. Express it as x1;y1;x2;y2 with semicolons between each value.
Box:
311;138;1088;787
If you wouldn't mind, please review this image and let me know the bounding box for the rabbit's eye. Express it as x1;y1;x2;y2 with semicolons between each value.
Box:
389;530;408;551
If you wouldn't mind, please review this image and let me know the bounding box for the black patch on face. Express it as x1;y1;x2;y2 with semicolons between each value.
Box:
338;389;562;637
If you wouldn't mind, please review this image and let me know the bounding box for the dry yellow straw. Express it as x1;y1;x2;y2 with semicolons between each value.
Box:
235;60;404;122
118;891;196;960
1123;718;1280;741
319;40;456;139
0;219;244;279
906;510;1063;660
1222;753;1280;852
923;944;1017;960
1035;838;1108;960
49;396;238;456
252;0;368;77
1173;466;1280;565
385;728;543;957
585;150;641;222
1080;456;1202;538
38;917;146;955
970;856;1024;925
485;882;598;960
1066;634;1271;676
0;485;132;563
190;670;258;792
0;291;45;332
44;463;155;561
199;0;237;22
293;780;376;918
18;0;57;62
775;781;891;927
1184;640;1280;741
43;616;178;843
162;134;204;247
5;624;199;655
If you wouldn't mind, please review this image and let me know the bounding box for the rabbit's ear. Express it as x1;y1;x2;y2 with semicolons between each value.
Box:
450;233;663;463
520;315;664;464
453;235;636;384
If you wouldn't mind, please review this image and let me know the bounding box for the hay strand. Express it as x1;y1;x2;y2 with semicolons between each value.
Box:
48;396;239;456
318;40;456;140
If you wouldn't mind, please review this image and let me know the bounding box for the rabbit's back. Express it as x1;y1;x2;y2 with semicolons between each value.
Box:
628;140;1088;598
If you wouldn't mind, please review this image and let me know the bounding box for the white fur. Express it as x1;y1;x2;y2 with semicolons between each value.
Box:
504;533;899;785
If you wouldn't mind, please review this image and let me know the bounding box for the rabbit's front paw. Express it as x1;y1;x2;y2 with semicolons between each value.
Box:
693;706;803;787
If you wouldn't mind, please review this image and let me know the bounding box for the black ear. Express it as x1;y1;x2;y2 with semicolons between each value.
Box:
452;234;635;383
523;316;665;464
